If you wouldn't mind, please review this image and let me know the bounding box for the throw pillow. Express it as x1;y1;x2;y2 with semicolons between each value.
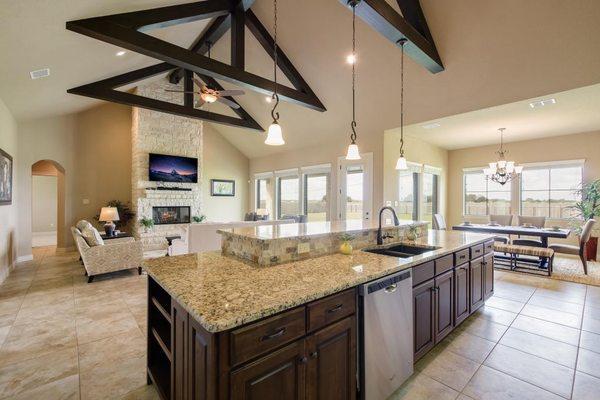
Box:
76;220;92;232
82;226;104;247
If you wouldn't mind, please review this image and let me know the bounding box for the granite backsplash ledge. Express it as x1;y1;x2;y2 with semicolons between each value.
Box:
219;220;428;266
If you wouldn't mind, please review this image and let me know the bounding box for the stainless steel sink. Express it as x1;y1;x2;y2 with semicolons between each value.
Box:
363;243;440;258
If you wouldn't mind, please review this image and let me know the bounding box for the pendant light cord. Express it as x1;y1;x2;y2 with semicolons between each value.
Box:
399;38;407;157
350;3;357;144
271;0;280;122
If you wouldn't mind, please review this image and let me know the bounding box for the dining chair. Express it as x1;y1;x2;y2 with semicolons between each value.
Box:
549;219;596;275
433;214;446;230
513;216;547;247
489;214;513;244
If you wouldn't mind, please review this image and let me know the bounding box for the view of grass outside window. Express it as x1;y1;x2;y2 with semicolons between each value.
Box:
304;173;329;221
464;171;511;215
346;166;364;220
398;171;417;220
422;173;439;225
520;165;582;218
277;176;300;218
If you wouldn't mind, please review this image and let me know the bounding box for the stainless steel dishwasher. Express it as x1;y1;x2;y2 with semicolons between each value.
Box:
358;270;413;400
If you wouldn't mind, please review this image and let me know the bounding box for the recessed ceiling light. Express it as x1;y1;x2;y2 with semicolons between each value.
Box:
346;54;356;64
529;98;556;108
29;68;50;80
422;122;441;129
265;96;272;103
116;50;126;56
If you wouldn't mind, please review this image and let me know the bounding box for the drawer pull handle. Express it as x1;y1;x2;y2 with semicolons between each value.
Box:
327;304;343;314
260;327;286;342
310;351;318;359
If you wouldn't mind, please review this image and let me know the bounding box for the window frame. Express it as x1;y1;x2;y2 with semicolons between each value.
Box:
462;170;512;216
302;171;331;222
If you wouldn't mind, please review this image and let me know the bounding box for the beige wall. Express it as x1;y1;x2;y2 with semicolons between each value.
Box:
17;103;132;257
447;130;600;245
383;130;449;220
0;97;18;283
203;124;249;222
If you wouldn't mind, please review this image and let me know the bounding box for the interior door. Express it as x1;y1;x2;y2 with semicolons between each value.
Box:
337;153;373;221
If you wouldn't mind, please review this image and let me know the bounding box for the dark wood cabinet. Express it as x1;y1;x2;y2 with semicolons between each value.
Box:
188;318;217;400
230;340;306;400
483;252;494;300
454;263;470;325
470;257;485;312
413;279;435;361
172;302;188;400
306;317;356;400
434;269;454;343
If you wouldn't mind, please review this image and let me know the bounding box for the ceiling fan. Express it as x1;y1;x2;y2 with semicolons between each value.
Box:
166;78;245;109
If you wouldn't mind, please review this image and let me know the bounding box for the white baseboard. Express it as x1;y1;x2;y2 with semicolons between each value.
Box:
16;255;34;263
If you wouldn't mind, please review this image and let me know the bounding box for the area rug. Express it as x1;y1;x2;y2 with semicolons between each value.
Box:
550;255;600;287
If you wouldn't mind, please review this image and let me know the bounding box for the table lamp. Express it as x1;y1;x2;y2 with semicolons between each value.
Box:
99;207;120;236
256;208;269;220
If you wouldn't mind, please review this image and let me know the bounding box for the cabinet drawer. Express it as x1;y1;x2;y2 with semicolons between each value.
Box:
484;240;494;255
412;261;435;287
470;244;484;259
454;248;469;265
307;289;355;332
230;307;306;366
435;254;454;275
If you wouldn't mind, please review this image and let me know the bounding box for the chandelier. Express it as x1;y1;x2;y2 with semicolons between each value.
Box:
483;128;523;185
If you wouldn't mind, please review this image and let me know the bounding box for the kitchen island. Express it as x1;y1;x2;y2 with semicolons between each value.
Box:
144;225;495;400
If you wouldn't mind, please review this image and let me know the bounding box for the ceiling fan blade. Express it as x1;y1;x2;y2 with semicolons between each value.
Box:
217;89;245;97
216;96;240;109
192;77;208;89
195;99;206;108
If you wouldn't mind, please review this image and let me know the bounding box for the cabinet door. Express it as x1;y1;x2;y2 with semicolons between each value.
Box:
483;253;494;300
172;301;188;400
230;340;306;400
306;316;356;400
188;318;217;400
454;264;470;325
413;279;435;361
434;269;454;343
470;257;485;312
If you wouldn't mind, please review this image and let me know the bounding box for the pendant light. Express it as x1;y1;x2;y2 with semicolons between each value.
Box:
345;1;361;160
395;38;408;170
265;0;284;146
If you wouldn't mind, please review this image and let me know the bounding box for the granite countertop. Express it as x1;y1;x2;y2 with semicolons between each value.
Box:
216;219;426;241
144;230;494;333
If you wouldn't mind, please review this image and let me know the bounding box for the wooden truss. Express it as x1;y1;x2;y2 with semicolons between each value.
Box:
66;0;326;131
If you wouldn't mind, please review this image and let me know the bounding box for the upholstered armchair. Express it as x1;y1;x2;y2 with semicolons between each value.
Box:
72;226;143;282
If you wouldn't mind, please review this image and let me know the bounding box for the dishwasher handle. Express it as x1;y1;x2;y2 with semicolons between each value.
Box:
360;270;411;295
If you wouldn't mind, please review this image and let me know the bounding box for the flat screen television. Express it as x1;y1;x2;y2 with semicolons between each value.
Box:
149;153;198;183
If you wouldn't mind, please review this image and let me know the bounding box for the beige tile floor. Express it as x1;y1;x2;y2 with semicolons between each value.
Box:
2;247;600;399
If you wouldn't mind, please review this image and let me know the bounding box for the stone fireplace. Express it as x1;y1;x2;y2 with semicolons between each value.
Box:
131;79;203;253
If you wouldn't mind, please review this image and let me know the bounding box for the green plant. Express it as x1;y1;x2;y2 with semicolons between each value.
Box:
339;233;355;243
569;179;600;234
192;215;206;223
94;200;136;228
139;217;154;229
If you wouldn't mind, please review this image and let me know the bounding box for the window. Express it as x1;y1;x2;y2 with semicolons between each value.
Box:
303;173;329;222
422;172;439;224
256;179;269;209
520;164;583;218
254;173;274;218
345;165;364;220
463;171;511;215
277;175;300;218
398;171;418;220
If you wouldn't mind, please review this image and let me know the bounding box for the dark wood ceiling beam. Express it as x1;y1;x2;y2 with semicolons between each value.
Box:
231;1;245;69
183;70;194;107
340;0;443;73
395;0;434;44
244;9;324;109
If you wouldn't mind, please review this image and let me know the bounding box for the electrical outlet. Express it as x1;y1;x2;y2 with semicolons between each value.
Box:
297;242;310;254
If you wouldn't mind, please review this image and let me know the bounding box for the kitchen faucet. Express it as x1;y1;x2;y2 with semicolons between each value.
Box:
377;206;400;245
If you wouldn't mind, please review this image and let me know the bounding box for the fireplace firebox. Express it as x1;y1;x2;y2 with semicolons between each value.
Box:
152;206;191;225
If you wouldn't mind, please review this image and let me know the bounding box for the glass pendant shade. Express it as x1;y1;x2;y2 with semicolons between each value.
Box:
483;168;492;176
395;156;408;170
514;165;523;174
265;122;285;146
346;143;361;160
506;161;515;173
497;160;507;169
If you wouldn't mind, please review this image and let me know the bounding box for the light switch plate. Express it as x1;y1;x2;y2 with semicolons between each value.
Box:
82;199;90;205
297;242;310;254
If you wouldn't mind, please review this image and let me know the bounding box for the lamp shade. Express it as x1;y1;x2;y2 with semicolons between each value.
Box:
395;156;408;170
345;143;361;160
99;207;119;222
256;208;268;216
265;122;285;146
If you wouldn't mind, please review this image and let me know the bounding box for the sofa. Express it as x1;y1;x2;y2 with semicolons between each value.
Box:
168;219;295;256
71;221;144;282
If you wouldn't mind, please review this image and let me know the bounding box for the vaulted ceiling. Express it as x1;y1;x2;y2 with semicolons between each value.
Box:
1;0;599;158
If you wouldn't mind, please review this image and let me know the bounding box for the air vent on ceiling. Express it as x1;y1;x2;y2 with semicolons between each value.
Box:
422;122;441;129
529;98;556;108
29;68;50;80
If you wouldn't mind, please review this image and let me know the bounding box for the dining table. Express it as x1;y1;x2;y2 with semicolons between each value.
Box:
452;223;571;247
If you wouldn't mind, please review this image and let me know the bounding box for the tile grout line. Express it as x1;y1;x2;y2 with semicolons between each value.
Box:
568;284;587;399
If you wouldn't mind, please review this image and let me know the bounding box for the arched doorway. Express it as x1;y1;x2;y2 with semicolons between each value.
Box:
31;160;66;249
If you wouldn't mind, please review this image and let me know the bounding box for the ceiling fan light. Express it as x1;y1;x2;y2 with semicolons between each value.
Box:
346;143;361;160
265;122;285;146
395;156;408;170
200;92;218;103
